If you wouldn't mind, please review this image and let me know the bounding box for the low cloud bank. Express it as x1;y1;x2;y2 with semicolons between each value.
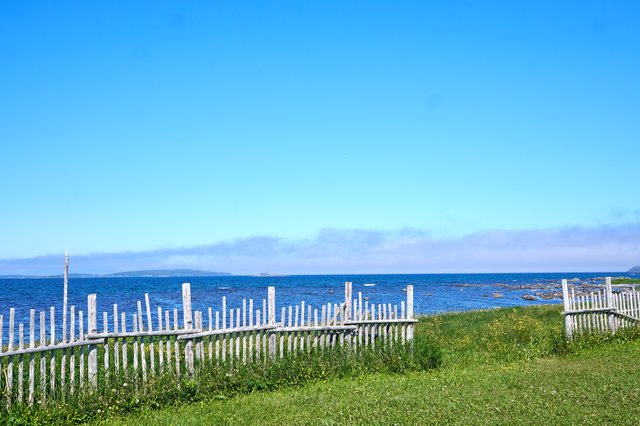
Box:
2;225;640;275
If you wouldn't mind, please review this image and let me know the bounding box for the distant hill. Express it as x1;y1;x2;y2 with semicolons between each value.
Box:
0;273;98;279
106;269;231;277
629;266;640;274
0;269;231;279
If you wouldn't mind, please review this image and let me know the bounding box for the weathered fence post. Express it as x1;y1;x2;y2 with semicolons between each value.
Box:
7;308;15;407
50;307;56;392
62;252;69;388
561;279;572;338
182;283;194;375
145;293;155;374
268;286;276;360
344;282;352;321
406;285;414;343
606;277;617;333
87;294;98;389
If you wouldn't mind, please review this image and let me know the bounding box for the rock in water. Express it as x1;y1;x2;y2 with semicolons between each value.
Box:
492;292;504;298
521;294;537;301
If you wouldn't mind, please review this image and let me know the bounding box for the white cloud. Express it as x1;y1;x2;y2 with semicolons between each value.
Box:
1;224;639;275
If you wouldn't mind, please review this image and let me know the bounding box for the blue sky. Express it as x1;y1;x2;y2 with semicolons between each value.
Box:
1;1;639;274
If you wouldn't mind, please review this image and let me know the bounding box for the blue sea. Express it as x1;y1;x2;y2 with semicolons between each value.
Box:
0;273;616;335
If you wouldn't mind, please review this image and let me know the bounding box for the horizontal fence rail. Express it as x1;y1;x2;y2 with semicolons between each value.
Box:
562;277;640;338
0;282;415;408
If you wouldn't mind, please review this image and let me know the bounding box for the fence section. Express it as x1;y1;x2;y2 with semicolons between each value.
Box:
562;277;640;338
0;282;415;407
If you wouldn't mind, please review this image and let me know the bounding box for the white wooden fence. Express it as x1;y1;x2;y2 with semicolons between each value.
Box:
0;282;415;407
562;277;640;338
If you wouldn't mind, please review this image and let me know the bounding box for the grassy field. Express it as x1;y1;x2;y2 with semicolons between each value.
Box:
95;305;640;425
612;277;640;285
102;342;640;425
5;305;640;425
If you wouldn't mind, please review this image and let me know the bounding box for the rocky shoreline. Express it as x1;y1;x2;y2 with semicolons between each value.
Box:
454;276;636;302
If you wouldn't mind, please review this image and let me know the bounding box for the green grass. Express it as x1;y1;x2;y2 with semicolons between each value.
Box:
101;342;640;425
1;332;441;425
612;277;640;285
6;305;640;425
96;305;640;426
416;305;567;365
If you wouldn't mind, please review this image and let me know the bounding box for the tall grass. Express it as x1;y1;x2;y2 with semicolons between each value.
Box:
0;336;441;425
5;305;640;425
415;305;566;365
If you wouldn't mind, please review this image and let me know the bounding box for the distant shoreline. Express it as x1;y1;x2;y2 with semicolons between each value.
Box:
0;269;231;279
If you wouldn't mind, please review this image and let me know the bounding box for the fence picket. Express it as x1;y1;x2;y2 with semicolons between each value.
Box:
268;287;276;360
221;297;227;364
307;304;312;352
165;310;171;370
114;305;120;372
69;307;76;394
7;308;15;405
215;311;220;365
18;324;24;403
121;313;128;371
262;299;268;357
242;299;247;364
145;294;155;375
103;312;109;378
81;311;88;383
230;309;236;361
287;306;293;355
182;283;194;376
235;308;240;362
40;311;46;403
248;300;254;362
158;307;165;371
88;294;98;388
50;307;56;393
252;309;262;362
133;314;139;385
136;302;147;383
61;309;67;390
28;310;35;405
280;307;286;357
208;307;213;364
173;308;180;377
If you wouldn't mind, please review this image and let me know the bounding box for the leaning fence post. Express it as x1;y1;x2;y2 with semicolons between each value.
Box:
7;308;15;408
606;277;617;333
87;294;98;389
406;285;414;344
62;255;69;343
268;286;276;360
182;283;194;375
344;282;353;321
561;279;572;338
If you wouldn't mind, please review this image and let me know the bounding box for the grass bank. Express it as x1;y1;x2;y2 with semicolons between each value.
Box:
1;331;440;425
612;277;640;285
99;305;640;425
103;341;640;425
6;305;640;425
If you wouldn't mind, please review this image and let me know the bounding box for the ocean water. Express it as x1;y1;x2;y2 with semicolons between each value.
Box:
0;272;615;336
